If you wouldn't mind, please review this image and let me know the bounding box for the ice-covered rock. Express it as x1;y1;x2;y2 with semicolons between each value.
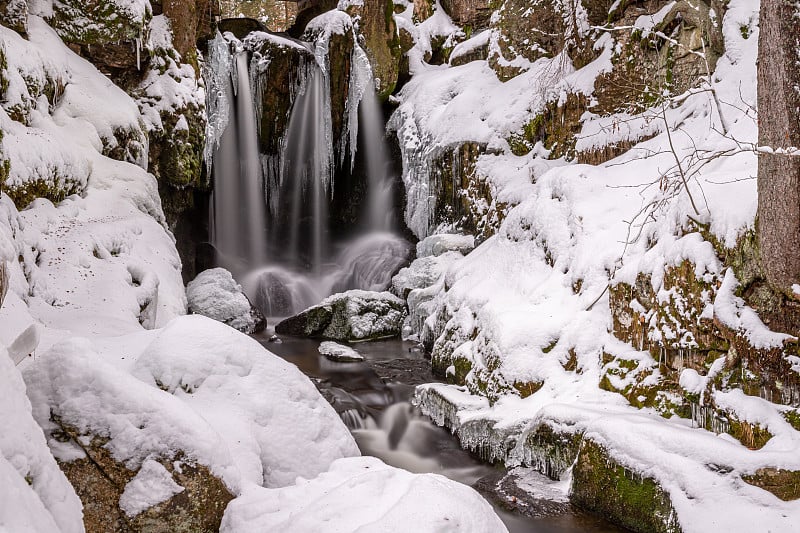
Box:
275;290;406;341
187;268;266;334
393;251;464;298
318;341;364;362
417;233;475;258
220;456;508;533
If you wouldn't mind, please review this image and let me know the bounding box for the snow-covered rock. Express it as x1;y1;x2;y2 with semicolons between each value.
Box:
318;341;364;362
275;289;406;341
187;267;266;334
417;233;475;258
0;346;83;533
221;456;509;533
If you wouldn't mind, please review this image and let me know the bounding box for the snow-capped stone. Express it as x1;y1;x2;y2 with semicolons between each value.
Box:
416;233;475;258
187;268;266;334
318;341;364;362
275;290;406;341
220;456;509;533
119;459;185;518
392;251;464;297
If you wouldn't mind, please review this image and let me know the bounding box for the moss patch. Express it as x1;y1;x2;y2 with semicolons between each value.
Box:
571;439;681;533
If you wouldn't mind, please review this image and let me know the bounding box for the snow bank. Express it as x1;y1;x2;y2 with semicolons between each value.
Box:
132;315;359;487
221;456;508;533
0;346;83;533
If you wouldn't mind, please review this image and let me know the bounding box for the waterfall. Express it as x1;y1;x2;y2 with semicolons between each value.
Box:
275;50;333;274
208;40;267;271
207;31;410;317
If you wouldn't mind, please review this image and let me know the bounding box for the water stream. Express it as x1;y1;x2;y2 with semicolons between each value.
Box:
256;332;623;533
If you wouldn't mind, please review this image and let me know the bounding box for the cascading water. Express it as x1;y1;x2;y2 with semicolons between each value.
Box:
207;37;267;272
208;30;410;317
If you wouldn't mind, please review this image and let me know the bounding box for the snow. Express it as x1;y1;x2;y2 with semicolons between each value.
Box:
449;30;490;66
0;346;83;533
393;0;800;529
186;267;259;333
319;341;364;362
119;459;185;517
221;456;508;533
416;233;475;258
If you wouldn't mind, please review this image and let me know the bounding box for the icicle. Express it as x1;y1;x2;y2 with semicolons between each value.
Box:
135;37;141;71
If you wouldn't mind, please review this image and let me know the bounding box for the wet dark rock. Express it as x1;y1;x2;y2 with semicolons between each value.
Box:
369;358;437;387
217;17;267;39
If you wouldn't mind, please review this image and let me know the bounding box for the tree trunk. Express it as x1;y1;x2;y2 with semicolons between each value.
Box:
757;0;800;296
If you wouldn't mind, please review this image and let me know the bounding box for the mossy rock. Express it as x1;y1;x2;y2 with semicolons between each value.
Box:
341;0;401;99
48;0;152;46
743;468;800;501
53;420;233;533
571;439;681;533
4;176;85;210
0;0;27;35
522;422;583;480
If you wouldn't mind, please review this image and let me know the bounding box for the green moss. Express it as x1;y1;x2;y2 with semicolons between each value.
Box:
507;113;546;156
48;0;151;46
523;423;583;480
571;440;681;533
739;24;750;39
728;417;772;450
5;176;84;209
783;410;800;432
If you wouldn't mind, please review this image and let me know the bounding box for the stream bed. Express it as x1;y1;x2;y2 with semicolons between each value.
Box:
255;331;623;533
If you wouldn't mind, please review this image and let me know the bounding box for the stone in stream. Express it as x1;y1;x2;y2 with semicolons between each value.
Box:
275;290;406;341
318;341;364;362
186;268;266;334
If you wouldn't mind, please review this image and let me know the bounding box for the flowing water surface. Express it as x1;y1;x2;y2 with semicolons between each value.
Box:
256;331;623;533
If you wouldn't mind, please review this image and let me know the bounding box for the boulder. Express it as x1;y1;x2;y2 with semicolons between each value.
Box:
318;341;364;362
276;289;406;341
186;268;266;333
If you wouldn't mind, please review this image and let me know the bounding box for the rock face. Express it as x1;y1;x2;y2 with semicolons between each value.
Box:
0;0;26;34
339;0;401;99
440;0;493;30
186;268;266;334
56;428;233;533
276;290;406;341
219;0;298;31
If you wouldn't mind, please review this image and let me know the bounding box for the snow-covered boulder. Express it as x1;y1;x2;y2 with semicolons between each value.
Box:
0;346;83;533
417;234;475;258
318;341;364;362
221;456;508;533
393;251;464;298
187;268;266;334
275;290;406;341
23;315;360;528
